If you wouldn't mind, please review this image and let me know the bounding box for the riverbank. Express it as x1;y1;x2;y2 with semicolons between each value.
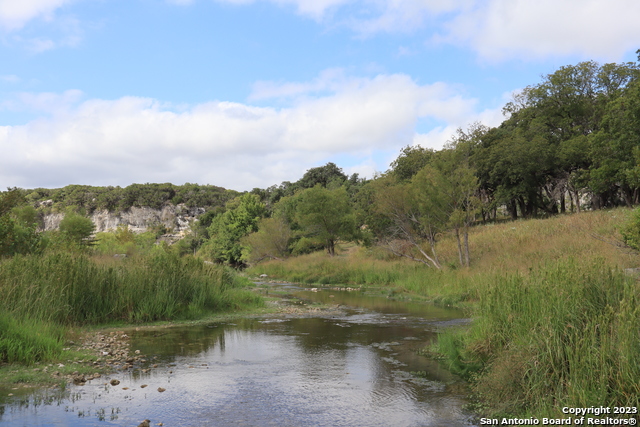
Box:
245;208;640;419
0;250;266;396
0;286;347;394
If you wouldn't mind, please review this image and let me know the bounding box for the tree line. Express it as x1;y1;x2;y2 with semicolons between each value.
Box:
21;183;238;213
3;56;640;266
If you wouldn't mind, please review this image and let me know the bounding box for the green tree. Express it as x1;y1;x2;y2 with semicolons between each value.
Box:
370;176;445;268
241;217;292;263
295;185;356;256
416;129;483;267
0;189;43;257
297;162;348;189
590;77;640;207
59;213;96;247
201;194;266;265
389;145;434;181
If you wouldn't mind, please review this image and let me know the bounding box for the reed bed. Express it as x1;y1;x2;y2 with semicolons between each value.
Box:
436;259;640;417
0;251;263;364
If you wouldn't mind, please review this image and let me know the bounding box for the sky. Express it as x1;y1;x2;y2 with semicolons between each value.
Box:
1;0;640;192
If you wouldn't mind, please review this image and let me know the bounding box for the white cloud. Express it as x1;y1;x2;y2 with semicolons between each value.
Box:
348;0;471;35
0;72;494;190
0;0;72;31
213;0;640;60
441;0;640;61
249;68;348;100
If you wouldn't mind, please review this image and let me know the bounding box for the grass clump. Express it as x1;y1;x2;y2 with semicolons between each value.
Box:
0;250;263;366
434;259;640;417
0;313;65;365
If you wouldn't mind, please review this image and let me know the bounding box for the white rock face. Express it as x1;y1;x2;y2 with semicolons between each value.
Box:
40;204;206;234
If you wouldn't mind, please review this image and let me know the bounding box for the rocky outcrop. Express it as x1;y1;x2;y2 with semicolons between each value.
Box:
40;204;205;234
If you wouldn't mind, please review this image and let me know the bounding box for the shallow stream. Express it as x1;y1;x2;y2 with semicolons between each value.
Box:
0;283;477;427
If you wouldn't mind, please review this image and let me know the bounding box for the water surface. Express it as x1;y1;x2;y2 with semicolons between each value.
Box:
0;284;476;427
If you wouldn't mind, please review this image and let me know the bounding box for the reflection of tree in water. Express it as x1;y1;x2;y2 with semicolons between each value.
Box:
131;323;229;361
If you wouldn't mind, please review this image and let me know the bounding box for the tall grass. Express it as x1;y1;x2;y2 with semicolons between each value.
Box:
249;209;636;298
0;313;65;364
0;251;263;364
436;259;640;417
0;251;262;325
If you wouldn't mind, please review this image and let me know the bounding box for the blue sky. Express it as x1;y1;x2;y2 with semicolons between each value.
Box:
2;0;640;191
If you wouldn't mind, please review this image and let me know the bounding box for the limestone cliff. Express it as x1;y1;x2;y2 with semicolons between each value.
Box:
40;204;205;234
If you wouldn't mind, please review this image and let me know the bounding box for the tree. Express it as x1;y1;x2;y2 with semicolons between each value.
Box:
295;185;356;256
415;135;482;268
370;176;445;268
590;77;640;207
201;193;266;265
241;217;292;263
59;212;96;246
0;189;43;257
389;145;434;181
297;162;348;189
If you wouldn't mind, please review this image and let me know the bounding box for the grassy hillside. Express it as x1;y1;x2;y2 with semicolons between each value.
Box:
247;208;640;418
249;208;636;303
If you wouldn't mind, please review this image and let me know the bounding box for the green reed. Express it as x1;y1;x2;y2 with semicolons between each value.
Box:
434;259;640;417
0;251;263;364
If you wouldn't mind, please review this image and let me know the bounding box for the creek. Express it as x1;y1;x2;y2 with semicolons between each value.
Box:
0;282;477;427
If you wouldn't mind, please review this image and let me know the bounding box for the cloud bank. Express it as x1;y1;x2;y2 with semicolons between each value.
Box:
0;73;500;190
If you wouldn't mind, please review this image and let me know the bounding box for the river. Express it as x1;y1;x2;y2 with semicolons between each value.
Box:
0;283;477;427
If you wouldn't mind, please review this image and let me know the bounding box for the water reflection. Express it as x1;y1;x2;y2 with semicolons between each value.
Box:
0;285;476;427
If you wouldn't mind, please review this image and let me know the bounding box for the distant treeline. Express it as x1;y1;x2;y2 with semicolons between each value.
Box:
19;183;240;213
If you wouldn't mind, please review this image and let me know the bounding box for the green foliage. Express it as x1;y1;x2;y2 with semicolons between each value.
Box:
0;190;43;257
0;252;263;325
297;162;347;189
369;174;445;268
0;313;65;364
59;212;96;247
114;224;135;243
621;207;640;250
295;185;357;256
241;217;292;263
389;145;434;181
201;193;267;265
22;183;237;214
444;261;640;417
